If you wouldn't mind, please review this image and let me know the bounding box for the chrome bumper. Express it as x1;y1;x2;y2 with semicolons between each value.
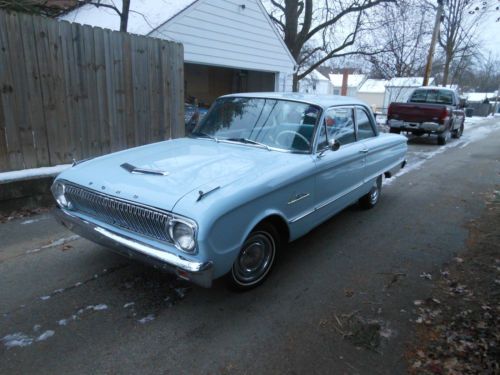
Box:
53;208;213;287
388;119;445;133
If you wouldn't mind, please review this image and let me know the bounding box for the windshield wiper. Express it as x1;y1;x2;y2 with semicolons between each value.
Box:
191;131;218;142
222;138;271;151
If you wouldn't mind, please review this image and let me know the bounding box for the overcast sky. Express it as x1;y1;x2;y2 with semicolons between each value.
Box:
479;12;500;57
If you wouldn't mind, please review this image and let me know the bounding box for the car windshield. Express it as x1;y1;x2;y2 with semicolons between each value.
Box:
410;89;454;105
192;97;322;153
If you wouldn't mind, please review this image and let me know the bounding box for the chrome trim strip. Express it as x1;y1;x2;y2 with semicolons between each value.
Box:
289;182;363;224
287;192;311;205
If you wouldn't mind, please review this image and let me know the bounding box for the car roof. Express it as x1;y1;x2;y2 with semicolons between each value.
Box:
220;92;369;110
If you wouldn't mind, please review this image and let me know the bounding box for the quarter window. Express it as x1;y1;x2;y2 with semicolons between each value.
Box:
356;108;376;140
317;107;355;150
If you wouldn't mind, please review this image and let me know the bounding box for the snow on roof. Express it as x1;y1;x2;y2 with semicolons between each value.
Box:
60;0;198;35
464;92;498;102
358;79;387;94
304;70;330;81
329;74;366;88
386;77;434;87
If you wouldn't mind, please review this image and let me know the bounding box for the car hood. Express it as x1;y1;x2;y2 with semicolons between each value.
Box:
58;138;295;212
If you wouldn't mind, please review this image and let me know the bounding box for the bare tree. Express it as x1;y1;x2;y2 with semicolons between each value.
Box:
365;0;432;79
267;0;395;91
78;0;130;31
436;0;485;86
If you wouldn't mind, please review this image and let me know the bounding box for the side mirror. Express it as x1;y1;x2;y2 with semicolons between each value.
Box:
459;98;467;109
329;138;340;151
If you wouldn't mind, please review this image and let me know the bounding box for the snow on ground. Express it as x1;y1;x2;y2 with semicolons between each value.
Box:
26;235;80;255
138;314;155;324
0;164;71;184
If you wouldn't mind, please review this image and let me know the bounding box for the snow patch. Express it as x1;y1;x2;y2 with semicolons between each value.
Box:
27;235;80;255
86;304;108;311
35;330;55;342
138;314;155;324
1;333;33;348
0;164;71;184
123;302;135;308
40;295;51;301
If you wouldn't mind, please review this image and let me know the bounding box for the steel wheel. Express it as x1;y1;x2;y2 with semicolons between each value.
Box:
359;176;382;209
227;223;279;290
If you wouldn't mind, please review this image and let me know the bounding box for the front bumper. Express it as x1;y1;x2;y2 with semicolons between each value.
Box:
388;119;445;133
54;208;213;287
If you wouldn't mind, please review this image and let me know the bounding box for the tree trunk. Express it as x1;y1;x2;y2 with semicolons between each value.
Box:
292;73;299;92
120;0;130;32
442;50;452;86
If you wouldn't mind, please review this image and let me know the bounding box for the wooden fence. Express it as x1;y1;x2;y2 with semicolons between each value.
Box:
0;10;184;172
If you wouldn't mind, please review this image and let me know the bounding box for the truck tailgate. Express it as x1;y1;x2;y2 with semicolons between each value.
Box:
389;103;446;123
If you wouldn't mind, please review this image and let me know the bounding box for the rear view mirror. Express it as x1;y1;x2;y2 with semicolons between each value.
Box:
459;98;467;109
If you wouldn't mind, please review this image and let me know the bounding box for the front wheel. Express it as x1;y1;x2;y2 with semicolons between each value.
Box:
226;223;280;291
452;121;464;139
359;176;382;209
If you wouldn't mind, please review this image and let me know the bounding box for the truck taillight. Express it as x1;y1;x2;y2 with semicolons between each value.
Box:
439;108;450;123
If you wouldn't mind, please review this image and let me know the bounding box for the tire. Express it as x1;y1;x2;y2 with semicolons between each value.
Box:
389;128;401;134
359;176;382;209
226;222;280;291
437;133;447;145
452;121;464;139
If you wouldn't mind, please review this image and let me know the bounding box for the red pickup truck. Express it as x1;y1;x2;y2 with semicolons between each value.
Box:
387;87;465;145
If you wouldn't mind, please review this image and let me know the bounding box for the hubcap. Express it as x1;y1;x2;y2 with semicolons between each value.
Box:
370;184;379;205
232;232;275;285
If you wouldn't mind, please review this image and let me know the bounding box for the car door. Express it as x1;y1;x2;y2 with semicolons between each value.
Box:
313;106;366;223
355;106;401;183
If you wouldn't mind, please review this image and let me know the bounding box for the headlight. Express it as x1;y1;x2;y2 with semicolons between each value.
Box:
51;181;71;208
168;218;197;253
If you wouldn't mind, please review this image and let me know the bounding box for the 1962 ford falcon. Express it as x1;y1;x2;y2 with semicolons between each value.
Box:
52;93;407;290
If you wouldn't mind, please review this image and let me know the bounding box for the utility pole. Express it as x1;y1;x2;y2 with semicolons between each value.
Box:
423;0;445;86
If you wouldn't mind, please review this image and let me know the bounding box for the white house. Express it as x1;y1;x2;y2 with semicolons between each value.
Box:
356;79;387;112
299;70;333;95
61;0;296;106
382;77;435;113
329;74;367;97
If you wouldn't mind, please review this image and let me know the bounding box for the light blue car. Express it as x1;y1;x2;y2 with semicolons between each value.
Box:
52;93;407;290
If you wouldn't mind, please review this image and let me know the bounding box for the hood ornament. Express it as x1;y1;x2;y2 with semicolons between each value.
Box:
120;163;169;176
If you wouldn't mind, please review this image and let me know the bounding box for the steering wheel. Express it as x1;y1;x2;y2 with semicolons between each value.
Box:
275;130;311;150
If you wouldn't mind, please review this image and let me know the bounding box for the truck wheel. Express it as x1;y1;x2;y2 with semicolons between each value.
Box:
437;132;447;145
389;128;401;134
452;121;464;139
359;176;382;209
226;222;280;291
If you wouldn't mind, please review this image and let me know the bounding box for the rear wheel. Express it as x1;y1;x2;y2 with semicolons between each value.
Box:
226;222;280;291
452;121;464;139
437;131;448;145
359;176;382;209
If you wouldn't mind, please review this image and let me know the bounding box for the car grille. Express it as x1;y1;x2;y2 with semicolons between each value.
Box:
65;184;172;243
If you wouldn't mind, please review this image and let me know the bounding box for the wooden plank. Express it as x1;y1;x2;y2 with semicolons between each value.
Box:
148;37;161;142
109;30;126;151
102;28;117;152
0;88;8;171
0;12;26;169
171;42;185;139
18;12;50;167
122;33;135;148
59;20;80;160
93;26;111;155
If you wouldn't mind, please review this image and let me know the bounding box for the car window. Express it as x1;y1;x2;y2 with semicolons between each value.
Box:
317;107;355;150
356;108;376;140
409;89;453;105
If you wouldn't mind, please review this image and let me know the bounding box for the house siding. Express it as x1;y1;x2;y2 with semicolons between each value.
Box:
149;0;295;75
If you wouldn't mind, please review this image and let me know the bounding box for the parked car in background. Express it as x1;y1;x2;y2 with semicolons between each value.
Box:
387;87;466;145
52;93;407;290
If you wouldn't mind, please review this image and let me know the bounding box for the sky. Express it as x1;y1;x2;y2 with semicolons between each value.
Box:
479;12;500;57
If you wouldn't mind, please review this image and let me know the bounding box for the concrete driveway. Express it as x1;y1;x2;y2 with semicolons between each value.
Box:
1;117;499;375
